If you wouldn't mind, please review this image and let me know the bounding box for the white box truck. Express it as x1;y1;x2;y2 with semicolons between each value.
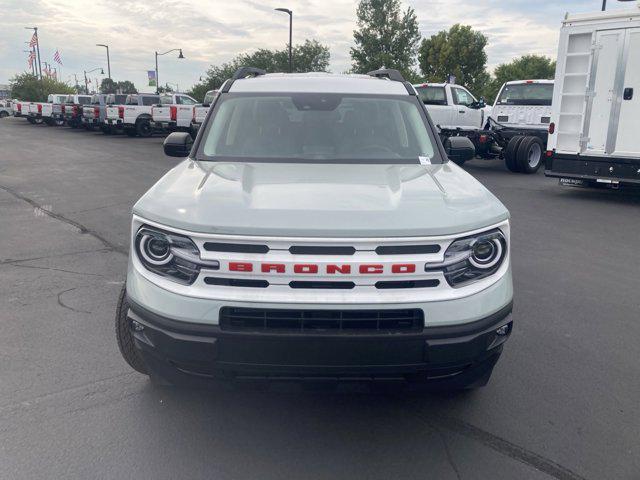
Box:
546;5;640;188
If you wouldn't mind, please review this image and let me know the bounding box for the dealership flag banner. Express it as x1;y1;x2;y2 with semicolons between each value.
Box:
148;70;157;87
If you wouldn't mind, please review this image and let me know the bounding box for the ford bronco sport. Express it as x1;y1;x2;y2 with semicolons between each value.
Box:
115;68;513;390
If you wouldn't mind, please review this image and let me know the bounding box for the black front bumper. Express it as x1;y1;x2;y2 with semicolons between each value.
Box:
546;153;640;186
127;299;513;388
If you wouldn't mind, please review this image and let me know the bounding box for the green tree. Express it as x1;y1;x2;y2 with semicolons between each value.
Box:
100;78;117;93
116;80;138;94
156;85;174;94
100;78;138;94
9;73;75;101
484;54;556;102
418;24;490;95
188;39;330;101
350;0;421;80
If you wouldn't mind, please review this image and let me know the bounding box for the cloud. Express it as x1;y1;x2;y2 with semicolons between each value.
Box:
0;0;636;92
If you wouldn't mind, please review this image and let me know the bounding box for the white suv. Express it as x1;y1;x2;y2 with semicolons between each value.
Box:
116;68;513;390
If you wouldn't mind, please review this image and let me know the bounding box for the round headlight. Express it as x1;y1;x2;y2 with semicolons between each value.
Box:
469;238;503;269
139;233;173;265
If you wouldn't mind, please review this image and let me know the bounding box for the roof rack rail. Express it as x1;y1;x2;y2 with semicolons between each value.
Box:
366;68;416;95
232;67;266;80
366;68;405;82
221;67;267;93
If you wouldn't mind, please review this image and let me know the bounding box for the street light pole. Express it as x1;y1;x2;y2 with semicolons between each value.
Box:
96;44;111;79
275;8;293;72
84;67;104;94
154;48;184;95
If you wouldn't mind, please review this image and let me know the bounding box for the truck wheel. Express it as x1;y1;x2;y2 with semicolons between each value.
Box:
136;119;153;137
516;136;544;174
115;285;148;375
0;111;8;118
27;117;35;124
124;127;137;137
504;136;524;173
101;125;113;135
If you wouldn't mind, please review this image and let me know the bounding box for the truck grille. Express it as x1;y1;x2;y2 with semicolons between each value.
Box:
219;307;424;334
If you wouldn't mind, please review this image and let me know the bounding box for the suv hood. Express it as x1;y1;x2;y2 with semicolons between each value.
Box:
134;160;509;237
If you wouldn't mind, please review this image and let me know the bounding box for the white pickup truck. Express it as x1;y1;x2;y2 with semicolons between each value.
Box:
191;89;218;134
99;94;128;134
414;82;488;130
26;102;44;124
151;93;198;134
12;100;28;118
433;80;554;174
39;94;72;126
104;94;160;137
0;100;11;118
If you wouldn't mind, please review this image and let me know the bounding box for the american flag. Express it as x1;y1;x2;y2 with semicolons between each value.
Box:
53;50;62;65
29;32;38;48
27;51;36;68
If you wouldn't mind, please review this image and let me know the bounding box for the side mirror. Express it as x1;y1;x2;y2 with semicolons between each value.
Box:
163;132;193;157
444;136;475;165
469;97;486;109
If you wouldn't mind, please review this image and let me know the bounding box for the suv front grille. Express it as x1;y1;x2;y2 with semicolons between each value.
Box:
219;307;424;334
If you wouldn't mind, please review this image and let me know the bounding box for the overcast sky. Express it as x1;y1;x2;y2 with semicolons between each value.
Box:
0;0;636;92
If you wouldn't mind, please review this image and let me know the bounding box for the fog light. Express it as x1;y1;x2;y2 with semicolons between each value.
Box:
496;324;509;336
131;320;145;332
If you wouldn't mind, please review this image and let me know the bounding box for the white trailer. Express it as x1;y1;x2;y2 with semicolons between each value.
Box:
546;4;640;188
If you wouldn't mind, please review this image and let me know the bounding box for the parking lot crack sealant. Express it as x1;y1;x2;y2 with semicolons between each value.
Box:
0;184;127;256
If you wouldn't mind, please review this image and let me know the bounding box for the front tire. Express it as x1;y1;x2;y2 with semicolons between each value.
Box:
115;286;148;375
0;111;8;118
516;136;544;174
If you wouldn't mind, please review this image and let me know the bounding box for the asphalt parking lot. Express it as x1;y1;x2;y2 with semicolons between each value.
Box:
1;116;639;480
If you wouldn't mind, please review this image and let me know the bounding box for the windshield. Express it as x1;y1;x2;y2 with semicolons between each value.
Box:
414;86;447;106
199;93;437;163
496;83;554;106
